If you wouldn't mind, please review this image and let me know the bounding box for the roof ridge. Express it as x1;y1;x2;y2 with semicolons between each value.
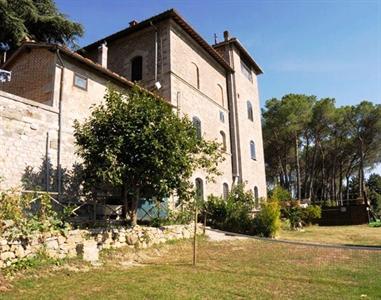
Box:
79;9;234;72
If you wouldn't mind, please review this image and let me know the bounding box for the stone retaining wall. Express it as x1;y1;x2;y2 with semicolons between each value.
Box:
0;224;202;268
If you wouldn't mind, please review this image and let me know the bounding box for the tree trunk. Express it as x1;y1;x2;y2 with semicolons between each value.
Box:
339;163;343;206
122;183;129;221
303;135;310;199
295;134;301;200
308;144;318;201
346;175;350;205
359;138;364;199
129;189;140;226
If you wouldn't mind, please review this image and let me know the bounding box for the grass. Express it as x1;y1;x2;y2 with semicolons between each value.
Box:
1;237;381;299
279;225;381;246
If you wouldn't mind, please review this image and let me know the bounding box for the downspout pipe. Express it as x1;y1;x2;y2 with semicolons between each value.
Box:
56;48;65;201
150;21;158;82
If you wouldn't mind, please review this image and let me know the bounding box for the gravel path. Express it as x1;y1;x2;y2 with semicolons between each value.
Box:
205;228;249;241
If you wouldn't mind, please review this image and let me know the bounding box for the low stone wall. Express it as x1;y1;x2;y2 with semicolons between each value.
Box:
0;224;201;268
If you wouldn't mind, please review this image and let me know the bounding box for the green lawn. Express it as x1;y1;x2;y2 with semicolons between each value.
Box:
1;237;381;299
279;225;381;246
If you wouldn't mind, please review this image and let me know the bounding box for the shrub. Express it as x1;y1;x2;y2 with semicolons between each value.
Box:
203;195;228;228
0;190;70;236
268;186;291;202
0;190;30;224
369;190;381;215
282;204;302;229
150;205;194;227
301;205;321;225
204;184;255;234
369;220;381;228
253;200;281;238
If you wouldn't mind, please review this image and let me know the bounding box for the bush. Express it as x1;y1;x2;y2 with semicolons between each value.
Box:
0;190;70;236
0;190;30;224
204;184;255;234
301;205;321;225
253;200;281;238
282;203;302;229
150;208;194;227
369;190;381;215
268;186;291;202
281;202;321;230
369;220;381;228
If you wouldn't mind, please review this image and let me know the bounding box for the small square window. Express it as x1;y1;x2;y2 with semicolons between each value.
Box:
73;73;88;90
219;111;225;123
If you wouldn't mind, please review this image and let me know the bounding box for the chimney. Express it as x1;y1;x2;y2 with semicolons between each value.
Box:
97;42;108;68
223;31;230;42
129;20;138;27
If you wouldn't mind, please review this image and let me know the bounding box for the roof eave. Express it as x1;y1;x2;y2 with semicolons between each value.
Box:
213;39;263;75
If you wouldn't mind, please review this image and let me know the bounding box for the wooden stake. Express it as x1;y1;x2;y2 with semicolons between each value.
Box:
193;204;197;266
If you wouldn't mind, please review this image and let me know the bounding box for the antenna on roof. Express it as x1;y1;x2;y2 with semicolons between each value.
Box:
214;33;218;44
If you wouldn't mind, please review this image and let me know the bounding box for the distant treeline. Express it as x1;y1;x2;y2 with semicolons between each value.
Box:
262;94;381;202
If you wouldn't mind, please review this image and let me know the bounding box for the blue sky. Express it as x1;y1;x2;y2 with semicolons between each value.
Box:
56;0;381;174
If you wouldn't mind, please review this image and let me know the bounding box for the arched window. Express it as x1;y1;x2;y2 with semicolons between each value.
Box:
131;56;143;81
195;178;204;201
250;140;256;160
191;62;200;89
220;130;227;151
217;84;224;106
192;116;202;139
223;183;229;200
247;101;253;121
254;186;259;207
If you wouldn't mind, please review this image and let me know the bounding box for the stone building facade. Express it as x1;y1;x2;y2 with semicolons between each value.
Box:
0;9;266;202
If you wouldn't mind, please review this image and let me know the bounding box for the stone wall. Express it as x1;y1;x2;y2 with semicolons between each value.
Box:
0;223;202;268
0;91;59;190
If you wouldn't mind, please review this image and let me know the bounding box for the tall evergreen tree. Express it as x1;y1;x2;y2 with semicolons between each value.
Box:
0;0;83;51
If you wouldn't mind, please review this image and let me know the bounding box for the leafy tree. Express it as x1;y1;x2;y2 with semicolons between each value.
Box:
74;87;224;226
367;173;381;195
0;0;83;51
263;94;314;199
346;102;381;199
263;95;381;203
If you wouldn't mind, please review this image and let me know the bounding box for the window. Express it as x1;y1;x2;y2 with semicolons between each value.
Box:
131;56;143;81
73;73;87;90
217;84;224;106
240;58;253;82
250;140;256;160
223;183;229;200
219;111;225;123
220;131;227;151
192;116;202;139
191;62;200;89
195;178;204;201
247;101;253;121
254;186;259;207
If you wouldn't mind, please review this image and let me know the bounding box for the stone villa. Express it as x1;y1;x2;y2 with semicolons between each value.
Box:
0;9;266;205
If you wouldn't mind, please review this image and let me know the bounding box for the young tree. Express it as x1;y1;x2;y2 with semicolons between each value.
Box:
0;0;83;51
74;87;224;226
